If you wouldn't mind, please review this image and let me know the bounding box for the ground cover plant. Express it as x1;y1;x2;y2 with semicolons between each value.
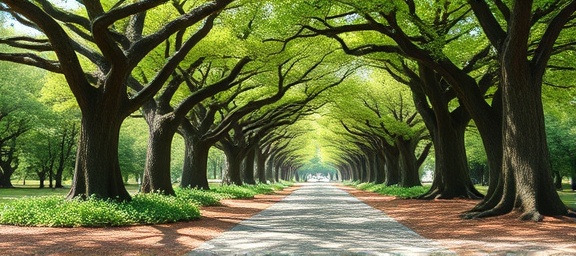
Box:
349;182;430;198
0;183;291;227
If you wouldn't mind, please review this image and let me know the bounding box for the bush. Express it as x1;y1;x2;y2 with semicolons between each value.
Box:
0;182;292;227
175;188;230;206
353;183;429;198
0;193;200;227
211;185;257;199
356;182;377;191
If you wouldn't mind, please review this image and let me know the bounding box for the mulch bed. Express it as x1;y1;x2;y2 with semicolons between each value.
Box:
340;185;576;255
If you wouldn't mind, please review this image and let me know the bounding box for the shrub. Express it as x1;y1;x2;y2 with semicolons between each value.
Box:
175;188;230;206
0;182;292;227
355;184;429;198
0;193;200;227
356;182;377;191
211;185;257;199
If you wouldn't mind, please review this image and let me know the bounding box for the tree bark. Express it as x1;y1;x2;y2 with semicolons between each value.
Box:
0;163;15;188
498;65;566;220
374;152;386;184
359;155;369;182
187;142;211;190
242;147;257;185
366;151;377;183
141;113;178;195
67;113;131;201
256;147;267;183
38;170;46;189
266;154;276;183
224;147;243;185
396;137;422;187
383;150;400;186
179;120;212;190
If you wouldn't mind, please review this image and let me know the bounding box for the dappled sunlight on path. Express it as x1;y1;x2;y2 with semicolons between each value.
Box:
189;183;452;255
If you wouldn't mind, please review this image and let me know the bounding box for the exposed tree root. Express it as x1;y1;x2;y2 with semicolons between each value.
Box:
460;207;508;219
519;211;544;222
468;194;502;213
417;188;484;200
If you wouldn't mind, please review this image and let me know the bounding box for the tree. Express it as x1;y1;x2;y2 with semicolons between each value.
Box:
0;51;43;187
464;0;573;220
19;118;77;189
207;147;225;180
0;0;235;200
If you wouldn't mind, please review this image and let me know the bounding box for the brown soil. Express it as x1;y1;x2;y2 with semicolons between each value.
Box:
339;185;576;255
1;184;575;255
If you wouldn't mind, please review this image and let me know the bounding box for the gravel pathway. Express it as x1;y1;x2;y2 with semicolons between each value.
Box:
188;183;454;255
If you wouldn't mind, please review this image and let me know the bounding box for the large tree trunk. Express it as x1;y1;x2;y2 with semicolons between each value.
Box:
383;151;400;186
38;170;46;189
67;113;131;201
274;163;281;182
242;148;256;185
373;152;386;184
54;166;65;188
396;138;422;187
179;122;211;190
497;72;566;220
224;147;243;185
359;155;369;182
465;0;570;220
256;147;267;183
179;121;196;188
366;151;377;183
266;154;275;183
186;142;211;190
0;163;15;188
419;119;483;199
141;114;178;195
411;64;483;199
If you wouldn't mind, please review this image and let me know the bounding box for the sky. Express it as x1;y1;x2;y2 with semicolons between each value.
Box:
7;0;81;36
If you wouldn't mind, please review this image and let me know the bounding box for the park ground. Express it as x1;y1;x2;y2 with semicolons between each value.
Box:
1;184;575;255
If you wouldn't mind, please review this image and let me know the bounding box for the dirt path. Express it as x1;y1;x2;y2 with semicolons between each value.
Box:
1;184;575;255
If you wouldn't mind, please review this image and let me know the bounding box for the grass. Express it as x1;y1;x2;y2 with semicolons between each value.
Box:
350;182;430;198
0;181;292;227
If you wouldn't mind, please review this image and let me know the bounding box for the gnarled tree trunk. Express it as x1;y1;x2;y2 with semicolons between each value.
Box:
67;112;130;201
141;113;178;195
242;147;256;185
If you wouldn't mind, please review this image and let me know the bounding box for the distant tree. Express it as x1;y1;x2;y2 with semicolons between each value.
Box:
207;147;225;180
19;118;77;189
0;50;43;188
